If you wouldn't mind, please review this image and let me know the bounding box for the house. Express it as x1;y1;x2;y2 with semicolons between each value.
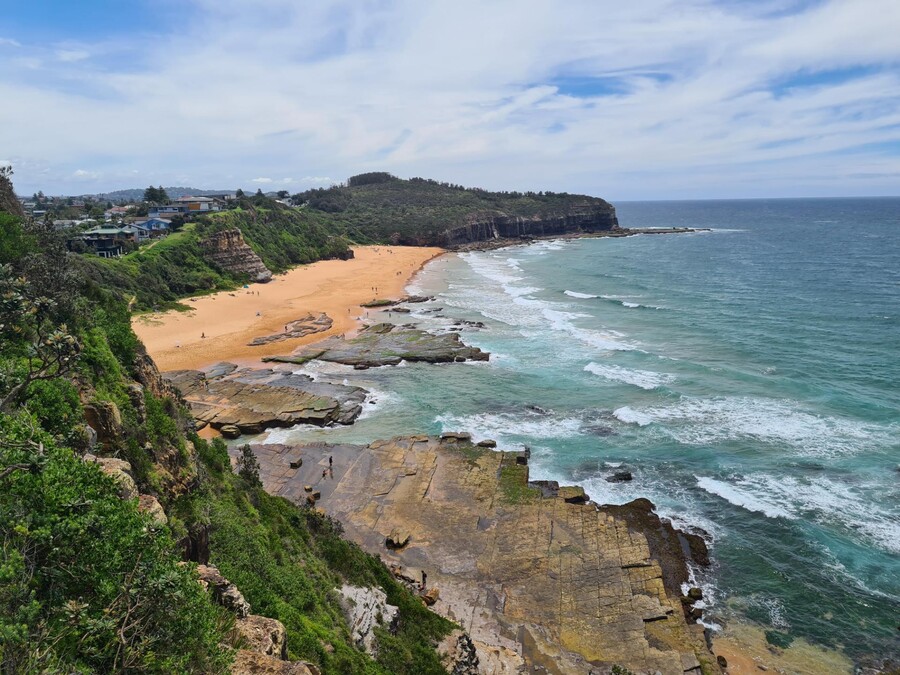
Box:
133;217;172;236
104;206;131;222
78;224;149;257
171;195;220;212
53;218;96;230
148;205;186;218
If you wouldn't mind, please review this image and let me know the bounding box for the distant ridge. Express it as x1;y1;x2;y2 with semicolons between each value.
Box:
85;186;235;202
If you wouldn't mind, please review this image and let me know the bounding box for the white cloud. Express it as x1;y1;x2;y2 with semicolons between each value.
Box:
0;38;21;47
55;49;90;63
72;169;99;180
2;0;900;197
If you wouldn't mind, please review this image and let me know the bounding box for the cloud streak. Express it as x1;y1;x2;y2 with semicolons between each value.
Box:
1;0;899;198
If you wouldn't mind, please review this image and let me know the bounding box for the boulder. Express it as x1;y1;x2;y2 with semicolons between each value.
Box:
86;455;138;500
337;585;399;655
476;439;497;448
606;470;633;483
687;587;703;601
440;432;472;443
233;615;287;659
196;564;251;618
231;650;319;675
83;401;122;450
421;586;439;606
221;424;242;439
559;486;589;504
137;494;168;528
385;527;410;550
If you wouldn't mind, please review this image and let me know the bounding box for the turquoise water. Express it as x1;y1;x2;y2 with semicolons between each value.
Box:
266;198;900;664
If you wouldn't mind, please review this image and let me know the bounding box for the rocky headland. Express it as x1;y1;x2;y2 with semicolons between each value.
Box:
200;228;274;283
233;436;721;675
439;207;619;248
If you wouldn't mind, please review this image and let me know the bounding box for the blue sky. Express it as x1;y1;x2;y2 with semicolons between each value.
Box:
1;0;899;199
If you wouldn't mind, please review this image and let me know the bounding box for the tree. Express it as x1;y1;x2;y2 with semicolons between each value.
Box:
255;188;264;197
276;190;289;199
143;186;158;203
0;265;81;412
235;189;244;198
235;444;261;487
157;185;169;203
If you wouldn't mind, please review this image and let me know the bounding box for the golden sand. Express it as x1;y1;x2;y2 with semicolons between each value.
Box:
133;245;444;372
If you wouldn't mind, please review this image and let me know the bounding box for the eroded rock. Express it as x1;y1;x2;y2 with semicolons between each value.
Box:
231;650;319;675
85;455;138;500
233;615;287;659
137;494;168;528
196;564;251;618
337;585;399;656
200;229;272;283
436;630;479;675
248;313;333;346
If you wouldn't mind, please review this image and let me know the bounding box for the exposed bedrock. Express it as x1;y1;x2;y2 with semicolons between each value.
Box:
163;363;366;437
199;228;273;283
439;206;619;248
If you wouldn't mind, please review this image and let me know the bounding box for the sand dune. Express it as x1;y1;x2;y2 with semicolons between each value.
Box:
133;245;443;372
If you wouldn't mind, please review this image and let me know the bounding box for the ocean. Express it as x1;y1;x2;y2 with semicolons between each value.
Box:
263;197;900;665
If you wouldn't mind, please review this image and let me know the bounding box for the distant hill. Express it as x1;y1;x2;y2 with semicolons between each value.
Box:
296;173;618;246
86;187;235;202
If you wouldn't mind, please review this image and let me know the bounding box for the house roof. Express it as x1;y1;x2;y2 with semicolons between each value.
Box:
172;195;215;202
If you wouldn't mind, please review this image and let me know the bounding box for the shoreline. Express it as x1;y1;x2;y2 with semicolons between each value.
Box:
133;245;444;372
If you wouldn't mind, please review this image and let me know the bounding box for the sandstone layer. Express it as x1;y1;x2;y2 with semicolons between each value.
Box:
163;363;366;436
200;228;273;283
237;437;720;675
263;323;490;368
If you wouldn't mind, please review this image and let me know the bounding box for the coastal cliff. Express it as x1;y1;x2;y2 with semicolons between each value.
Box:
439;206;619;247
200;228;273;283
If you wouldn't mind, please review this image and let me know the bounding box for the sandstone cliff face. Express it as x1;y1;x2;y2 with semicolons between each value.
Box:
439;205;619;248
200;229;273;283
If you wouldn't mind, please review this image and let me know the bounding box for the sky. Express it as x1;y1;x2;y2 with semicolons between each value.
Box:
1;0;899;199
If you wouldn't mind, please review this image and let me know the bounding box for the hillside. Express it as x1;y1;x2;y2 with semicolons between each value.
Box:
0;180;453;673
296;172;619;246
77;198;352;311
88;187;235;202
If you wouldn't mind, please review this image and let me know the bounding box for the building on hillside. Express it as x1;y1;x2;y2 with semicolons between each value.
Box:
171;195;221;212
53;218;97;230
104;206;131;222
77;224;149;257
148;205;186;218
133;217;172;236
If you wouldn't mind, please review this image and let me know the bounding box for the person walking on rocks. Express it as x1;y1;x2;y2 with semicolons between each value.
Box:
322;468;327;479
421;570;427;590
329;455;333;468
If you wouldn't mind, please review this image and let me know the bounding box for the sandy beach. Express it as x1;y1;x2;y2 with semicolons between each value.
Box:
133;245;444;372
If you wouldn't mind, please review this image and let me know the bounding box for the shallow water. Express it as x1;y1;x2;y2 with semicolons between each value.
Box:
264;198;900;665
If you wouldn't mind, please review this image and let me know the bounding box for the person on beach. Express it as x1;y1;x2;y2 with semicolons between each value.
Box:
421;570;427;590
329;455;333;468
201;332;205;339
322;468;327;479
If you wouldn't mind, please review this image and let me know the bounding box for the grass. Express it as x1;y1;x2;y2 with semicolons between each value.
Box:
497;461;541;505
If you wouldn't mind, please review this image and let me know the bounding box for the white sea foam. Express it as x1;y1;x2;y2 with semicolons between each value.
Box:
622;301;641;308
600;294;664;310
564;290;598;299
608;396;889;456
434;411;583;444
542;308;636;351
584;362;674;390
696;472;900;554
612;406;653;426
696;476;795;520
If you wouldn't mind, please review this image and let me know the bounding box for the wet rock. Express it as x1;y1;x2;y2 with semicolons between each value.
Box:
196;564;251;618
606;470;633;483
232;615;287;659
559;486;589;504
337;585;399;655
585;425;616;437
687;587;703;601
440;432;472;443
164;366;366;435
476;439;497;448
221;424;241;439
717;654;728;668
265;323;489;368
248;313;333;346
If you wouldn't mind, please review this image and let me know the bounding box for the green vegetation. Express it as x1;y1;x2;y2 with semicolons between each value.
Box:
0;177;452;673
497;462;541;505
179;436;453;674
75;199;351;311
295;173;614;245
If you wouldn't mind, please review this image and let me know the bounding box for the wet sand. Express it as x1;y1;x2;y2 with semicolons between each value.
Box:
133;245;443;371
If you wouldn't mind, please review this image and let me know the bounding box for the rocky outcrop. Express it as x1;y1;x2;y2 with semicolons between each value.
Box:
248;313;333;346
200;228;272;283
231;651;319;675
264;323;489;368
196;564;251;618
249;437;720;675
232;615;288;659
436;630;479;675
163;364;367;437
137;494;168;528
439;205;619;248
85;455;138;499
337;584;399;656
83;400;123;451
